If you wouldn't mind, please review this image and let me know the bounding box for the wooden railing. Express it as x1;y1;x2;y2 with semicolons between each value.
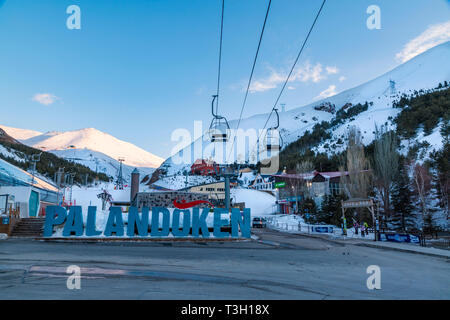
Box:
0;207;21;235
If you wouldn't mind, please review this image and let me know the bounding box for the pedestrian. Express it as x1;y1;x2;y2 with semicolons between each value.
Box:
364;221;369;236
354;222;359;235
361;223;366;237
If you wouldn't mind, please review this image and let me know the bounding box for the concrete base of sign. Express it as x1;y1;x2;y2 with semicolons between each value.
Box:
35;237;251;243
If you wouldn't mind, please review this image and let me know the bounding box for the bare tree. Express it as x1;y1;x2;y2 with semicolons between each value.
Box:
374;125;399;217
340;126;372;199
294;161;315;212
411;163;432;229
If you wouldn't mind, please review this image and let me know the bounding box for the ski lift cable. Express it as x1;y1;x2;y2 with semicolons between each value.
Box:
226;0;272;163
251;0;327;156
216;0;225;114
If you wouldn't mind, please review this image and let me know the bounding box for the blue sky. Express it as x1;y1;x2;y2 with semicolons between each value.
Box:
0;0;449;159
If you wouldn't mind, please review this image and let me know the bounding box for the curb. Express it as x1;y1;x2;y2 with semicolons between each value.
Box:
354;242;450;259
34;237;251;243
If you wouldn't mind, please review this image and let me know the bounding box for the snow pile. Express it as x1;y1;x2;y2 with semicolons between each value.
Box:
266;214;376;240
231;188;276;216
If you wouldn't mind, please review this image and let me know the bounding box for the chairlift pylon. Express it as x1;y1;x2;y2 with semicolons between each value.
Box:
208;94;230;143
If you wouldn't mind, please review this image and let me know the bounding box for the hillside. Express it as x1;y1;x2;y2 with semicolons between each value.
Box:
156;41;450;180
0;125;42;141
21;127;164;169
0;135;110;185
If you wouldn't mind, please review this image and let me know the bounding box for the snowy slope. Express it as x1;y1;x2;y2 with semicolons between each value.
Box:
20;127;164;169
159;41;450;178
0;125;42;140
50;148;156;184
231;188;276;216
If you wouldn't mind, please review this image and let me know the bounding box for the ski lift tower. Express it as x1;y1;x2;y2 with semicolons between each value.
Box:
55;167;64;205
389;79;396;95
29;153;42;185
115;157;125;190
214;165;239;212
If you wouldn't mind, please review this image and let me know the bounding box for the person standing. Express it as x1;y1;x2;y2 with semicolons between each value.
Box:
364;221;369;236
361;222;366;237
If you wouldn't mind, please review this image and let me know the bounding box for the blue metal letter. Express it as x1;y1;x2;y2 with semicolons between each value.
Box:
150;207;170;237
63;206;84;236
231;208;251;238
43;206;67;237
213;208;229;238
86;206;101;236
127;206;149;237
192;208;210;238
172;209;190;237
104;207;124;237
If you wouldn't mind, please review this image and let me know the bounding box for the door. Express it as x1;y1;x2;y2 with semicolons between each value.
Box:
29;190;39;217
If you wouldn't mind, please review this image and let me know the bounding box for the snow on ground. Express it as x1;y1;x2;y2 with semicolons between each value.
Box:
51;148;155;183
153;173;217;190
0;145;26;163
266;214;375;240
231;188;276;216
238;171;257;187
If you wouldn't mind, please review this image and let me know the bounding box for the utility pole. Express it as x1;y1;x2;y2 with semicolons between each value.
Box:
30;153;42;185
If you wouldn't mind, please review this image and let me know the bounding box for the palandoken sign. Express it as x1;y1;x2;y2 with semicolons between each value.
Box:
43;206;251;239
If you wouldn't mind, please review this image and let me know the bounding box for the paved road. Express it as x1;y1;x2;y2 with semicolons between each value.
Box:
0;229;448;299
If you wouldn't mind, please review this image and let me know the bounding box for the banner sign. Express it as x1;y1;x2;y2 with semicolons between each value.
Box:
380;233;420;244
342;199;373;208
274;182;286;189
43;206;251;239
2;217;9;225
311;226;334;233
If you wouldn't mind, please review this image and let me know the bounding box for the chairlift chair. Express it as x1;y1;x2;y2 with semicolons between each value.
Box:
265;108;283;152
208;95;230;143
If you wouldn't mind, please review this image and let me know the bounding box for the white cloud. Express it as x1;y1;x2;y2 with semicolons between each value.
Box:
339;76;346;82
32;93;59;106
287;86;296;90
249;62;336;93
326;66;339;75
315;85;337;100
396;21;450;63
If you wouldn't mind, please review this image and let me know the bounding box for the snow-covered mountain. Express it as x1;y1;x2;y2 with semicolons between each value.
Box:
50;148;157;183
0;125;42;140
0;126;164;182
158;41;450;182
20;128;164;169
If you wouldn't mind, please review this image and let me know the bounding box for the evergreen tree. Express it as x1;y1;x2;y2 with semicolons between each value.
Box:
391;161;415;231
316;193;347;226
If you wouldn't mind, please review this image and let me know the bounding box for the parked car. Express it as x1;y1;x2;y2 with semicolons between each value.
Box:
252;217;267;228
